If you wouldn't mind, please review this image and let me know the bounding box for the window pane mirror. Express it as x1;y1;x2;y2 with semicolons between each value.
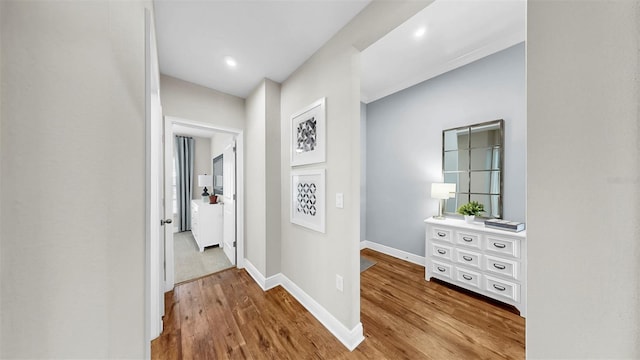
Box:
442;119;504;218
212;154;223;195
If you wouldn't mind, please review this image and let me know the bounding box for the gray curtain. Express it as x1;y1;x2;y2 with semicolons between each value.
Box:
175;135;194;232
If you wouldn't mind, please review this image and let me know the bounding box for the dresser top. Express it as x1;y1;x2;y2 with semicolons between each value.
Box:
424;217;526;238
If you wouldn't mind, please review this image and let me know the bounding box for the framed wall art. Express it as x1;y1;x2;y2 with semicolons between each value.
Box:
290;97;326;167
290;168;325;233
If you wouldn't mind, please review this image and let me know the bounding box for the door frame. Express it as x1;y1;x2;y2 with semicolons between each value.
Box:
162;115;245;293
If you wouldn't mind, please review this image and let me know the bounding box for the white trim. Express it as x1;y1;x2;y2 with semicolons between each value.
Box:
242;261;364;351
359;240;366;250
163;116;246;288
361;240;426;266
243;258;267;290
278;274;364;351
264;273;282;291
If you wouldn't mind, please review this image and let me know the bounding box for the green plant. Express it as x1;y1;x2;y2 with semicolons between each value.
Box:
457;201;485;216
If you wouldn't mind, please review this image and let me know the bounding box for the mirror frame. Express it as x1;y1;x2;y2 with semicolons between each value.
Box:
442;119;504;218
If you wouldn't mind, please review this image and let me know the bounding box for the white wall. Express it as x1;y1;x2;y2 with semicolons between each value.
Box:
279;0;430;334
527;1;640;358
245;81;267;274
192;136;212;199
365;43;525;256
211;132;234;159
0;1;150;357
264;79;282;277
244;79;281;277
160;74;245;131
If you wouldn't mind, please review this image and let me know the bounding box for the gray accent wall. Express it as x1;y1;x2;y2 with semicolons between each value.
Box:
365;43;525;257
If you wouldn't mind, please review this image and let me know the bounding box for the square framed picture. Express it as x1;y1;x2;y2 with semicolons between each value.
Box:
291;168;325;233
291;97;326;167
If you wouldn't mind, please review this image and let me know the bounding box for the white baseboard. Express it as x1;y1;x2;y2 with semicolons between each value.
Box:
243;258;267;290
361;240;425;266
242;258;364;351
278;274;364;351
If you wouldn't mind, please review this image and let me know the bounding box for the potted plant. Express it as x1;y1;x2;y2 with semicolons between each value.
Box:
457;201;485;223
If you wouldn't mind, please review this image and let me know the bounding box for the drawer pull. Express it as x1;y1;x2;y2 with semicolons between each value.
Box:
493;263;506;270
493;284;506;291
437;232;446;237
437;266;446;272
462;274;473;281
462;237;473;242
437;249;446;255
462;255;473;261
493;242;506;249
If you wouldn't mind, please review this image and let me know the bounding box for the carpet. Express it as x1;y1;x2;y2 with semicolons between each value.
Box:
174;231;233;283
360;256;376;273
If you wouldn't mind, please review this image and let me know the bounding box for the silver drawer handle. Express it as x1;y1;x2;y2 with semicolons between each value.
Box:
493;263;506;270
437;266;446;272
462;255;473;261
437;232;446;237
493;284;506;291
462;237;473;242
462;274;473;281
437;249;446;255
493;242;506;249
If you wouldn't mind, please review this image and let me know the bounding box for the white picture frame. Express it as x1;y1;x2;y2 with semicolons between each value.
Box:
290;168;325;233
290;97;326;167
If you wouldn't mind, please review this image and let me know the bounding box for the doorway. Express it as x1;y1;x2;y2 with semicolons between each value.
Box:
162;116;245;290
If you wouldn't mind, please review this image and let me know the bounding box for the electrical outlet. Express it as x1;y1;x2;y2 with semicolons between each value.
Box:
336;274;344;292
336;193;344;208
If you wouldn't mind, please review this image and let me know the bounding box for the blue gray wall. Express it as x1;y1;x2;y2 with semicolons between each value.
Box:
365;43;525;256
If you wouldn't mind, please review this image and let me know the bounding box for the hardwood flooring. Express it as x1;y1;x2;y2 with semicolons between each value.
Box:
151;249;525;359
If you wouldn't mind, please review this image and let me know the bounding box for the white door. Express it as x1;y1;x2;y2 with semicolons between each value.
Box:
222;142;236;265
146;8;164;341
163;116;175;291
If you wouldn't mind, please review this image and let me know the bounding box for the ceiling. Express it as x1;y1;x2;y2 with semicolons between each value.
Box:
361;0;526;103
154;0;370;99
154;0;525;103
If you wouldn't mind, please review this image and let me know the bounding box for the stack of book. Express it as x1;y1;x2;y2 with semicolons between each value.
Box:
484;219;525;232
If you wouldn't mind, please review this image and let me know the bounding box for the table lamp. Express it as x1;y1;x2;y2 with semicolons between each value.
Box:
198;174;213;202
431;183;456;220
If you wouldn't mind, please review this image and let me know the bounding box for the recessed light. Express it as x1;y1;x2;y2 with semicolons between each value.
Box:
414;26;427;38
224;56;237;68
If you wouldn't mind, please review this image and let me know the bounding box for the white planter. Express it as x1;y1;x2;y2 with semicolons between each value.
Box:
464;215;476;224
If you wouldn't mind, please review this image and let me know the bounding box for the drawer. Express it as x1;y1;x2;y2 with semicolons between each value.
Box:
431;227;452;242
455;231;481;249
430;260;452;279
431;243;453;261
485;275;519;302
485;255;519;280
455;267;481;289
455;249;482;269
485;235;520;258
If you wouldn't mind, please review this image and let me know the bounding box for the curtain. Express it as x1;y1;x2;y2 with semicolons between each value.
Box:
175;135;194;232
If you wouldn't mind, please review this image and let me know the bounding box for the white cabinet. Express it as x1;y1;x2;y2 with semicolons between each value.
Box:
191;200;223;252
425;217;527;317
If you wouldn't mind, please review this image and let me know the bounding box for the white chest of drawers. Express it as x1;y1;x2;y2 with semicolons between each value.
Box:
425;217;527;317
191;200;223;252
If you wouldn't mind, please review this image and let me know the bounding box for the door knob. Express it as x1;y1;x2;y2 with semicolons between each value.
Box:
160;218;173;226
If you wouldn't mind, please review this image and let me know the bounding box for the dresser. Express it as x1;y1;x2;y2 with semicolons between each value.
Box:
191;200;223;252
425;217;527;317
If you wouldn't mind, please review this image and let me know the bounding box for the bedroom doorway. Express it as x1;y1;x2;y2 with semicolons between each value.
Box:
162;116;244;290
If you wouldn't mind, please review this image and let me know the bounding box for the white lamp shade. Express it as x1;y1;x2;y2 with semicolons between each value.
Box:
198;174;213;187
431;183;456;199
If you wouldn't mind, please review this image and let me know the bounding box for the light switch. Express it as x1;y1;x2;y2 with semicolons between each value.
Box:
336;193;344;208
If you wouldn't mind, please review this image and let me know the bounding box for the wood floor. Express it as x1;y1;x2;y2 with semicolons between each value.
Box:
151;249;525;359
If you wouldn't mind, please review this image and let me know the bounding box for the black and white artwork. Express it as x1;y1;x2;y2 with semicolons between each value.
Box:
291;169;325;233
291;98;325;166
296;117;317;153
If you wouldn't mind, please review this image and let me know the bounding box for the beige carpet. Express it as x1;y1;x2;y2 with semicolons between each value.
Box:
174;231;233;284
